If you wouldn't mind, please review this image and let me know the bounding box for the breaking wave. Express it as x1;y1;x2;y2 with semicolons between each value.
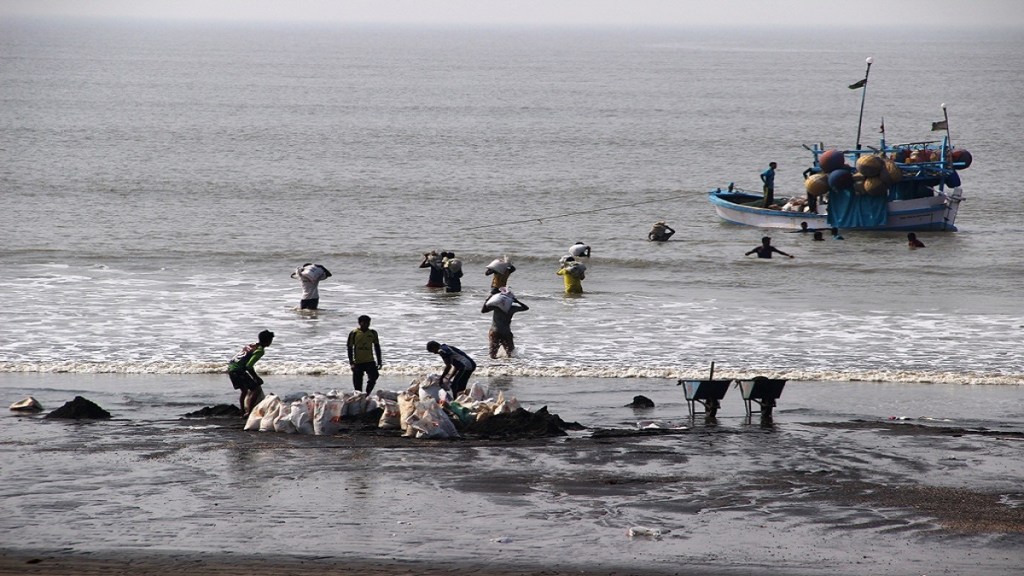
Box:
1;361;1020;386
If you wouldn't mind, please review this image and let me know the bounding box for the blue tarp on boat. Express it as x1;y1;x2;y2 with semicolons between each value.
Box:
827;189;888;228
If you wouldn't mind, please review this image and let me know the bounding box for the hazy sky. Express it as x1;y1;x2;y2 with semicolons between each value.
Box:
3;0;1023;28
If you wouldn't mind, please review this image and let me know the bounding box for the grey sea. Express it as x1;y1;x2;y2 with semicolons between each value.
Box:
1;19;1022;575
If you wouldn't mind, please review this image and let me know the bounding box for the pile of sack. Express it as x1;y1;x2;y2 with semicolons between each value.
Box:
243;376;522;440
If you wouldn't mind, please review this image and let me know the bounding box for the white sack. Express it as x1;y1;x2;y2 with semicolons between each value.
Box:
485;289;514;313
408;399;459;439
244;394;280;431
487;258;511;275
397;392;418;437
313;396;344;436
378;399;401;430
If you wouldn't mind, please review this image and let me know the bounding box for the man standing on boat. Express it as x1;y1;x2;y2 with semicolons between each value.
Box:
760;162;777;208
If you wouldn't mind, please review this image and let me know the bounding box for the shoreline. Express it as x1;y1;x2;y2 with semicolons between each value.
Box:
0;548;897;576
1;366;1021;387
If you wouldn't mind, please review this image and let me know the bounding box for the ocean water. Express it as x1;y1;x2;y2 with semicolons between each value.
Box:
1;21;1022;386
2;20;1024;574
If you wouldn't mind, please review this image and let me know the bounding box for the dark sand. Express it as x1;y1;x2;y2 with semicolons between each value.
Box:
0;551;774;576
4;419;1024;575
4;378;1024;576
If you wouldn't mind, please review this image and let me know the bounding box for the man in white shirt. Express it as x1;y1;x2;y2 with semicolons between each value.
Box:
291;263;331;310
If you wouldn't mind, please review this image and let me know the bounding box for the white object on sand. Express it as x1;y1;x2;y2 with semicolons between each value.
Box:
10;396;43;412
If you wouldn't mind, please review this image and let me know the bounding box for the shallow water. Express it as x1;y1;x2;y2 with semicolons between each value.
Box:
2;22;1023;385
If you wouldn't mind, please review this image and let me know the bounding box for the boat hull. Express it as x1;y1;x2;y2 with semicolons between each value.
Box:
708;188;963;231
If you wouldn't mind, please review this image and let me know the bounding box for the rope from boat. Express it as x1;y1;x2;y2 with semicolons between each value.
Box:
464;191;693;230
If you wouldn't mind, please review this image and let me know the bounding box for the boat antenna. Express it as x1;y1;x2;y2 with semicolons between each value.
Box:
854;57;873;150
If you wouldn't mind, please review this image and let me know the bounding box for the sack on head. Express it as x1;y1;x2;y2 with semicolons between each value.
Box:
485;290;514;313
487;256;512;275
444;258;462;274
566;262;586;280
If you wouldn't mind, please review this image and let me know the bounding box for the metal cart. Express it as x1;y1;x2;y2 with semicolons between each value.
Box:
739;377;787;420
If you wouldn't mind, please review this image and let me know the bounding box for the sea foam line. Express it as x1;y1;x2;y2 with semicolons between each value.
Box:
0;361;1021;386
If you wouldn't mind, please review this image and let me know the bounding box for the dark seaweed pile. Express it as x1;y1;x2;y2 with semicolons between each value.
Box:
45;396;112;420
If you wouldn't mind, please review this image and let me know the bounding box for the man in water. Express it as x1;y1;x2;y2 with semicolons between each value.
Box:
485;258;516;295
831;227;845;240
419;251;445;288
745;236;794;259
291;263;331;310
648;221;675;241
481;293;529;359
227;329;274;417
442;251;463;293
557;256;585;294
426;340;476;396
760;161;777;208
907;232;926;249
568;241;591;258
347;315;382;394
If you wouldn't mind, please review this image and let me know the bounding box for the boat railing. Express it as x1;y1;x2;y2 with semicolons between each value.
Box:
806;136;966;182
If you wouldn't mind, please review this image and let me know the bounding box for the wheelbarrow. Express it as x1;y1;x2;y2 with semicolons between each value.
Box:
677;362;732;418
739;377;787;420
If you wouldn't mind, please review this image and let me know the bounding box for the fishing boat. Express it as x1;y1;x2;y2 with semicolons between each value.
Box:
708;58;970;232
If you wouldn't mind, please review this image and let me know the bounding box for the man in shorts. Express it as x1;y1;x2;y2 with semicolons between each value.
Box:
227;329;274;416
426;340;476;396
481;293;529;359
291;263;331;310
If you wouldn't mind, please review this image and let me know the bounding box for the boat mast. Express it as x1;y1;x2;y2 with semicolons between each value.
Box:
940;103;952;147
854;57;873;151
938;103;952;192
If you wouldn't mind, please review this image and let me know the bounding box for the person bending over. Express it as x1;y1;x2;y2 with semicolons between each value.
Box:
227;329;274;416
426;340;476;396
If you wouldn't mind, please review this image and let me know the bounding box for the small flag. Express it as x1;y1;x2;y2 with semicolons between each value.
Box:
848;78;867;89
931;120;948;131
880;118;885;133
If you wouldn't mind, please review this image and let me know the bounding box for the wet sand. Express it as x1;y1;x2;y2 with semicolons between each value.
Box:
3;419;1024;575
0;550;795;576
3;376;1024;575
0;551;781;576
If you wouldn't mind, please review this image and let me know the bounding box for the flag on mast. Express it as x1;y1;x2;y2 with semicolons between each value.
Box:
880;117;885;133
931;120;948;131
848;78;867;89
